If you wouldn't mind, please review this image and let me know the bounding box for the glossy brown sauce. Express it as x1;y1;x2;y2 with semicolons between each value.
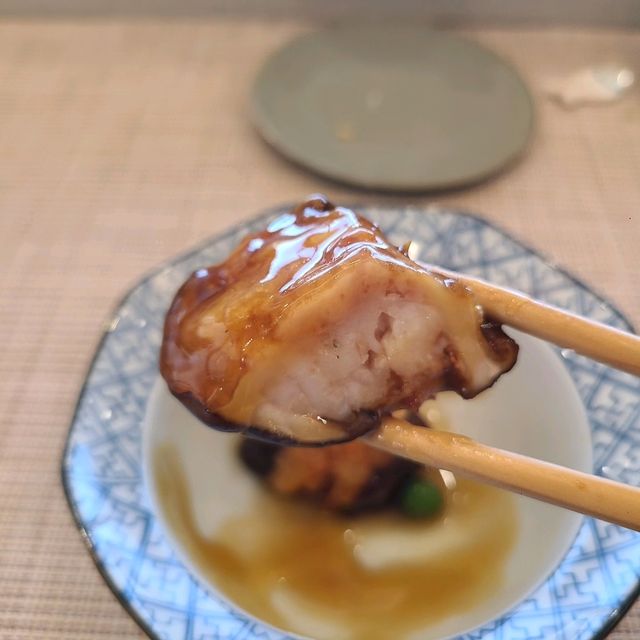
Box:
159;196;518;444
154;444;518;640
160;197;418;407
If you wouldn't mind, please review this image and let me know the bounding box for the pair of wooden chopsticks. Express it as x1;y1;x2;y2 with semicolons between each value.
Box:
370;270;640;531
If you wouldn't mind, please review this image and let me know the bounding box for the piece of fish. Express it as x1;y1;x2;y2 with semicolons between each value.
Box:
238;437;419;512
160;195;518;445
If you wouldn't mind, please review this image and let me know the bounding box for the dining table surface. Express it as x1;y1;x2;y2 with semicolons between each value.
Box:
0;17;639;640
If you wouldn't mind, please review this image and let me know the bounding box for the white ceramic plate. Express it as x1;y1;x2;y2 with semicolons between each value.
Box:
143;328;592;640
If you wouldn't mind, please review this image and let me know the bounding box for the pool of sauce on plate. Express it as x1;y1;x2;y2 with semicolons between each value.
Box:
154;444;518;640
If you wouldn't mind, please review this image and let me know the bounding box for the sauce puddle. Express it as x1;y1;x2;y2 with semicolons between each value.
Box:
154;445;518;640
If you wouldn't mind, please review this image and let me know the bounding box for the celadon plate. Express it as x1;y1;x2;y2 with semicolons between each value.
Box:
251;26;534;191
63;204;640;640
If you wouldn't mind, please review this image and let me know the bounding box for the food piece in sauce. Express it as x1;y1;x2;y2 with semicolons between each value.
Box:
239;437;419;513
160;195;518;445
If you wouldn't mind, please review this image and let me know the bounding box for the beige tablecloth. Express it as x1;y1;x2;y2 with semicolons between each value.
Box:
0;19;639;640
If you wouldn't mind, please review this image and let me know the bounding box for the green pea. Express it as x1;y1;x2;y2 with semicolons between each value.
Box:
400;479;444;518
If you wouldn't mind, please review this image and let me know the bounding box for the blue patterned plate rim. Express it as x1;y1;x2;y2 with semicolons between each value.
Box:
61;202;640;640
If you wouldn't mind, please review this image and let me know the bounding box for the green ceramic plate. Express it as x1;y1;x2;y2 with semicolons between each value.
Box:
251;25;534;191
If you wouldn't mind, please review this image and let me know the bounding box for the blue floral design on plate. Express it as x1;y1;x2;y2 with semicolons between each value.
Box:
62;204;640;640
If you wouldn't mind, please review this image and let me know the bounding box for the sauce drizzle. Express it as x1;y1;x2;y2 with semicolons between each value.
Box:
154;445;518;640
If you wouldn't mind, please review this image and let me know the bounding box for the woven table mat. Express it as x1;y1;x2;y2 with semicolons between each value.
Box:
0;19;638;640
